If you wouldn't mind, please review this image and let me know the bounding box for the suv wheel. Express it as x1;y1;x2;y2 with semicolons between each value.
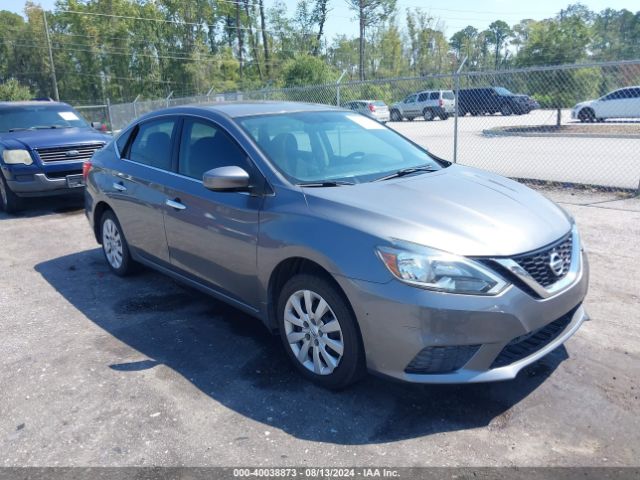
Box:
0;173;21;214
390;110;402;122
278;274;365;390
423;109;434;121
500;103;513;116
100;210;137;276
440;112;449;120
578;108;595;123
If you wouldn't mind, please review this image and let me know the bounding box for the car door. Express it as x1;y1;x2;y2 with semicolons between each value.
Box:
108;117;178;264
416;92;430;115
596;89;629;118
630;88;640;118
402;94;417;116
162;116;263;308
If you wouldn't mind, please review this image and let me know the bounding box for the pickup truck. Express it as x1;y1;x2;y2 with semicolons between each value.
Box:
0;100;111;213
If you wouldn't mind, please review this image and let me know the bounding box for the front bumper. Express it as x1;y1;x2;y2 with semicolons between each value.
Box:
5;172;84;197
337;251;589;383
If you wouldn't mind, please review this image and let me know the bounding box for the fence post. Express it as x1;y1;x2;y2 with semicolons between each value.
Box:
132;94;141;118
166;91;173;108
206;86;214;102
453;57;468;164
336;70;347;107
106;98;113;133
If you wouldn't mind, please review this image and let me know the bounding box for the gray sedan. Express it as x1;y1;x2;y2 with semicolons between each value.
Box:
84;102;589;389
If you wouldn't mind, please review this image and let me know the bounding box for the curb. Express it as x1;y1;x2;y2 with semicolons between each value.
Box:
482;129;640;139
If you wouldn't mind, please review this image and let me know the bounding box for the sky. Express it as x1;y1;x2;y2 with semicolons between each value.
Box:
3;0;639;41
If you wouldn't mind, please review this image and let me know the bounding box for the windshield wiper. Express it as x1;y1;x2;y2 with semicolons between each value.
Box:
373;165;438;182
8;125;63;132
297;180;355;187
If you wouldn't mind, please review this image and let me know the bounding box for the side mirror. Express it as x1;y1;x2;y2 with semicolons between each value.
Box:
203;166;250;192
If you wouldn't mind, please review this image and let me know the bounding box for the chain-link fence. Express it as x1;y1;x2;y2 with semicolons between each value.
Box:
85;59;640;193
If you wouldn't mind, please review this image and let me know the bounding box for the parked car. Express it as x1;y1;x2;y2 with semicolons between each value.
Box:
342;100;390;123
85;102;589;389
520;95;540;113
571;86;640;122
0;100;111;212
390;90;455;121
457;87;529;116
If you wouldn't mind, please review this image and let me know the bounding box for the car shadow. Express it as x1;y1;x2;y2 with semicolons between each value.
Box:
0;194;84;220
35;248;569;445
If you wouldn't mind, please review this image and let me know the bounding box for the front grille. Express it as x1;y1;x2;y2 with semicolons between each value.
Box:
490;308;576;369
45;169;82;179
512;233;572;287
405;344;480;374
36;143;104;163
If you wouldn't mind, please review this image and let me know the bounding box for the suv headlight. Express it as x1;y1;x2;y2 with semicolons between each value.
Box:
377;244;508;295
2;149;33;166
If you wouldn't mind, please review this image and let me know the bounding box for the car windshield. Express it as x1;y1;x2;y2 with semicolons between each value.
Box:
494;87;513;96
238;111;443;184
0;104;89;133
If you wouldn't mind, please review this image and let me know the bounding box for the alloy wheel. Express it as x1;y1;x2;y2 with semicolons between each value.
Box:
283;289;344;375
102;218;124;269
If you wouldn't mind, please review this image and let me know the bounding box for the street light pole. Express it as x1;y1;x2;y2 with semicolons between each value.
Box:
42;11;60;101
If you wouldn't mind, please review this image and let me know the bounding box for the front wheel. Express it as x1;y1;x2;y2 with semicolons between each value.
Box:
390;110;402;122
423;109;434;121
100;210;137;276
278;274;365;390
578;108;595;123
0;173;21;214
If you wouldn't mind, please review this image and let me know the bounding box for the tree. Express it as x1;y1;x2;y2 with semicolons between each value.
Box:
281;54;336;87
0;79;32;101
345;0;396;80
487;20;512;69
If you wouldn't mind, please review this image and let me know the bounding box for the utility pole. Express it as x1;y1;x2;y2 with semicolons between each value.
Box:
42;11;59;101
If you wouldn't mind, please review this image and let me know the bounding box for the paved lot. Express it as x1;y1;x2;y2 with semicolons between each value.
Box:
1;190;639;467
390;110;640;190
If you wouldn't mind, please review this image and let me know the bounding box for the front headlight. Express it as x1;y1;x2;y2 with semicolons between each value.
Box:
377;244;508;295
2;149;33;166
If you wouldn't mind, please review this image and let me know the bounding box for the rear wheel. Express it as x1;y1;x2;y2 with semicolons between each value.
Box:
578;108;595;123
100;210;137;276
278;274;365;390
390;110;402;122
440;113;449;120
0;173;21;214
423;109;434;121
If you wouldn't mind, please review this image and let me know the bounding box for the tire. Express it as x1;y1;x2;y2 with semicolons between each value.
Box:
100;210;137;276
440;113;449;120
471;111;482;116
578;108;595;123
423;109;434;121
0;172;22;214
500;103;513;116
390;110;402;122
277;274;366;390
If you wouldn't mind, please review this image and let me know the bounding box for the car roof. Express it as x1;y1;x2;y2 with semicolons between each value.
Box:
0;100;72;109
182;101;342;118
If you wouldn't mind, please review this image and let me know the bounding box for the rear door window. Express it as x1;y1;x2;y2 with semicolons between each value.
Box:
417;93;429;102
126;119;177;171
429;92;439;100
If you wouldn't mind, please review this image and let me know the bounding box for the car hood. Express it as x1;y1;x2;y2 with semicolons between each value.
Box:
0;127;111;150
303;165;571;257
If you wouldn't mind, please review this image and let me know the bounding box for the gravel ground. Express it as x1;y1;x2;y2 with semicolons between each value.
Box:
0;189;639;467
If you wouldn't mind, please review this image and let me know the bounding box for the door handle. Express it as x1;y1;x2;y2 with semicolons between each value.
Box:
113;182;127;192
165;198;186;211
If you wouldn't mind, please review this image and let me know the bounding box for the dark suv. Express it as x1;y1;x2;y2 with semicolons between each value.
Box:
458;87;529;116
0;101;111;212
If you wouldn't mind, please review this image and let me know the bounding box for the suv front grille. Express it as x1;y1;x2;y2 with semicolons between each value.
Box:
36;143;104;163
512;233;572;287
490;307;576;368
